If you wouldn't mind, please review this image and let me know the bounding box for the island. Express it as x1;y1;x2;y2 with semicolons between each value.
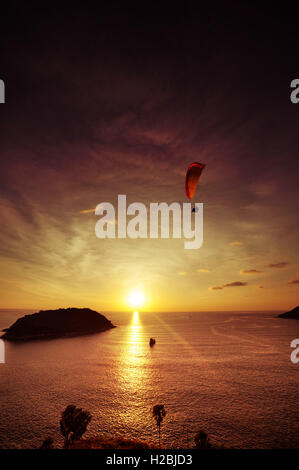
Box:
278;306;299;320
1;307;115;341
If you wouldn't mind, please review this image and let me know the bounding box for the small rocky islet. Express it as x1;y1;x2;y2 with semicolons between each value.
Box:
277;306;299;320
1;307;115;341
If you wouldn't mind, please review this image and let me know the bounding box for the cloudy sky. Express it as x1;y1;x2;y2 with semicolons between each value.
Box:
0;3;298;311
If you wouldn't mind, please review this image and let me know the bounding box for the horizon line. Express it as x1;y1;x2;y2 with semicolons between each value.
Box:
0;307;287;313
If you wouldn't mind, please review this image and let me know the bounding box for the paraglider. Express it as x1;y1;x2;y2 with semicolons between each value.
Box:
185;162;205;199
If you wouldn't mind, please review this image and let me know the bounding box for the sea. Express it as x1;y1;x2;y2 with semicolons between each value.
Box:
0;309;298;449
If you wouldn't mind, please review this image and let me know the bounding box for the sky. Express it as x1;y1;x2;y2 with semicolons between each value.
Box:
0;3;298;312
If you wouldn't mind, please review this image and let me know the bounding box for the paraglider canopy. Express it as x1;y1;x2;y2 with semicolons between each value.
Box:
185;162;205;199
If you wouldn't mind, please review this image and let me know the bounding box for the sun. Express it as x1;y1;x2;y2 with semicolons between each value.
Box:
128;290;145;308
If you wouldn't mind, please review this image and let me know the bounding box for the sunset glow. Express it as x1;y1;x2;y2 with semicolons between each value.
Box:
1;2;299;454
0;5;298;316
128;291;145;309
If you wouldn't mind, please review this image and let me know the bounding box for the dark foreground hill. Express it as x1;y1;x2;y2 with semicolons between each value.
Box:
2;308;115;341
71;436;150;449
278;306;299;319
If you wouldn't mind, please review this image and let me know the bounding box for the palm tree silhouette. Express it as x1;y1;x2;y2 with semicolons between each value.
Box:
194;430;210;449
60;405;91;448
152;404;166;447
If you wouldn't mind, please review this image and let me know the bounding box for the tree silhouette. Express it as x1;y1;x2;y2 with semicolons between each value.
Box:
194;430;210;449
40;437;54;449
152;404;166;447
60;405;92;448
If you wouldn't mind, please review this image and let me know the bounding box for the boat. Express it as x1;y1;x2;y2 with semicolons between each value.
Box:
149;337;156;347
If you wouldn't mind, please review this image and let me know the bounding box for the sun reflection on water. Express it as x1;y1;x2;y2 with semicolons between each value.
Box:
115;311;151;430
127;311;144;360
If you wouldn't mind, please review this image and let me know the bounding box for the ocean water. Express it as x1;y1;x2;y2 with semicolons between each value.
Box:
0;309;298;449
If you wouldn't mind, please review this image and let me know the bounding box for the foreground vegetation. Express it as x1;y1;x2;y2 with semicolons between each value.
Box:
40;403;218;449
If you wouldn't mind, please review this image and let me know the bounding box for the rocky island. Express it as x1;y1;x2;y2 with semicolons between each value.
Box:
278;306;299;319
2;308;115;341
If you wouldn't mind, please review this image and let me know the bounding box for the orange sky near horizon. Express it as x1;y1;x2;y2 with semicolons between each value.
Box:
0;220;298;312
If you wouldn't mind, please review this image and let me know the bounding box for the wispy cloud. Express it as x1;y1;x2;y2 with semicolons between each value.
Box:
268;262;289;268
210;281;248;290
240;269;263;275
197;268;210;273
81;204;121;217
79;208;96;214
229;241;244;246
287;279;299;284
223;281;248;287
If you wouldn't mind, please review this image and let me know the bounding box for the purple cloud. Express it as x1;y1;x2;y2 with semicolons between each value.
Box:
268;262;289;268
210;281;248;290
240;269;263;275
